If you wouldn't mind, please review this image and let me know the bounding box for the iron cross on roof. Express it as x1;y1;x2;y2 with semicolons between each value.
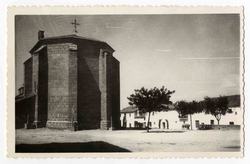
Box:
71;16;80;34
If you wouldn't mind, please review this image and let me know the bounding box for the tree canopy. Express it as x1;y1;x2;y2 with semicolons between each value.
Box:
127;86;175;132
203;95;229;125
174;100;203;130
174;100;189;118
175;100;202;117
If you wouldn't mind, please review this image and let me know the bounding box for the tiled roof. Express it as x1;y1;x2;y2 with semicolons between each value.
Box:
15;93;36;103
39;34;105;43
33;45;46;53
120;106;138;113
30;33;114;54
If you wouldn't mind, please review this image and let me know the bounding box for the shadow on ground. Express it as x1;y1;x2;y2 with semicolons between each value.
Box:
144;131;185;133
222;146;241;152
16;141;131;153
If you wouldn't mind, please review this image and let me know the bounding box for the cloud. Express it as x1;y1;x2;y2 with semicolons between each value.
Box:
155;49;171;52
180;57;240;60
106;23;133;29
219;79;238;89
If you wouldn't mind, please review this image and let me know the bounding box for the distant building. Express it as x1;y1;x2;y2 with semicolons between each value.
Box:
120;95;241;130
120;106;146;128
15;31;120;130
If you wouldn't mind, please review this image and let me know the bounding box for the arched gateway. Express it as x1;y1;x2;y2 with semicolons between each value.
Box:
158;119;169;129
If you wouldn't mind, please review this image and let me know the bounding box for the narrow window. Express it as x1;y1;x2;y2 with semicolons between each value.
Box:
34;81;36;93
195;120;200;128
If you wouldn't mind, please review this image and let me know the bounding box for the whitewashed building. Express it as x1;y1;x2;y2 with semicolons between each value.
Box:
120;95;241;130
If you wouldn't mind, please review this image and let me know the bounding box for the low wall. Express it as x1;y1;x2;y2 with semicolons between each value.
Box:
213;125;240;130
198;124;240;130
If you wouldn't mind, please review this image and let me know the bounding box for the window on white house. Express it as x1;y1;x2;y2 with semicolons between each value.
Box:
195;120;200;128
229;122;234;125
235;112;237;115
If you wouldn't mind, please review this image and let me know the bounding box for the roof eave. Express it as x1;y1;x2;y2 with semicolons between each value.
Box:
29;36;115;54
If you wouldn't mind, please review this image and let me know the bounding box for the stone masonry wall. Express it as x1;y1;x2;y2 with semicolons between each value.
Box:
69;50;77;123
46;43;77;129
32;53;39;126
99;49;112;130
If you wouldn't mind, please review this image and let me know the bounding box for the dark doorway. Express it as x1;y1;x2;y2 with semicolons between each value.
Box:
165;119;169;129
162;122;165;129
158;119;162;129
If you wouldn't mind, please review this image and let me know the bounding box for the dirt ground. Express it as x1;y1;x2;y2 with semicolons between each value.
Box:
15;128;241;152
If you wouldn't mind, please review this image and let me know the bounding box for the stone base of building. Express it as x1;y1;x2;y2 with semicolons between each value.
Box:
46;121;78;131
100;120;110;130
33;121;47;128
24;123;36;129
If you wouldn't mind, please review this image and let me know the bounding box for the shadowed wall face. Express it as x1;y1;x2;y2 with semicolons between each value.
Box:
37;47;48;127
77;42;101;130
24;58;33;97
15;96;36;129
111;57;120;129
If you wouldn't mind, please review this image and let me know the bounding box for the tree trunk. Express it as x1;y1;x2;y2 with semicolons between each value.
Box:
215;114;221;125
147;112;151;133
190;114;193;130
217;119;220;125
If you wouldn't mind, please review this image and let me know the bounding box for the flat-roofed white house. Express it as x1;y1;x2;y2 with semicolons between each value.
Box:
120;106;146;128
120;95;241;130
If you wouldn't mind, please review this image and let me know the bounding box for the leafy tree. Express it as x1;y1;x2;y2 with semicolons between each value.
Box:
203;96;229;125
174;100;189;118
175;100;203;129
127;86;175;132
188;101;203;129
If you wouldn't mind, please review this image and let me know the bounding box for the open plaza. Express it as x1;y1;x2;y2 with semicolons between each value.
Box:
15;128;241;152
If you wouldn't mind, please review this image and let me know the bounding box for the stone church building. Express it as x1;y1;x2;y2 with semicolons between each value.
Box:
15;31;120;130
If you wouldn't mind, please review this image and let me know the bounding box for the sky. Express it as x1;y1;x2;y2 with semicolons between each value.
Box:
15;14;241;108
